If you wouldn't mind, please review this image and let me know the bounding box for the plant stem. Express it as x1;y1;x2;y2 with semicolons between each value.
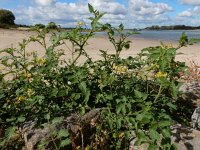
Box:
154;85;163;103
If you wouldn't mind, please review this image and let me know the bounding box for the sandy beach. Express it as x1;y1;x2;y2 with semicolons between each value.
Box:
0;28;200;66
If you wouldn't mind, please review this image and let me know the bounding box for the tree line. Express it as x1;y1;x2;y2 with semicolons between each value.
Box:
145;25;200;30
1;8;200;31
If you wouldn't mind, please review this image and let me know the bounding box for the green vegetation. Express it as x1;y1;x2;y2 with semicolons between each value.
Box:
47;22;58;29
0;9;15;28
145;25;200;30
0;4;194;150
34;23;45;29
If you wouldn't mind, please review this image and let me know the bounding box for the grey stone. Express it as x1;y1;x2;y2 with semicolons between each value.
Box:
171;124;200;150
192;107;200;130
129;124;200;150
19;108;102;150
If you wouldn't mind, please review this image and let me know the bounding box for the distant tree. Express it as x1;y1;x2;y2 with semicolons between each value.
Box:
34;23;45;29
0;9;15;25
47;22;58;29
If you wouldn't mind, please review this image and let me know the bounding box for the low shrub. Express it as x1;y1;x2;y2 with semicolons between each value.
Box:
0;4;195;150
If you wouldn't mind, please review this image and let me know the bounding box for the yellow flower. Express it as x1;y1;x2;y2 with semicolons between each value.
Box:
112;63;128;74
37;58;46;65
77;21;85;26
27;89;35;97
24;72;32;78
155;71;167;78
0;66;5;72
167;43;173;49
6;98;11;103
15;96;26;104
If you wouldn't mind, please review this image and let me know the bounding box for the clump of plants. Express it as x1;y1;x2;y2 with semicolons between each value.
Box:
0;4;194;150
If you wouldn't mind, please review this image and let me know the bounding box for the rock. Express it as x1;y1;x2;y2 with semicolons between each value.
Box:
171;124;200;150
179;82;200;94
129;124;200;150
19;108;102;150
192;107;200;130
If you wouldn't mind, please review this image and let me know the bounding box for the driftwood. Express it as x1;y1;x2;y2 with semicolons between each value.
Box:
19;108;102;150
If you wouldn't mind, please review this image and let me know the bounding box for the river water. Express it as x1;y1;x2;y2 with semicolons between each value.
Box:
95;30;200;42
131;30;200;41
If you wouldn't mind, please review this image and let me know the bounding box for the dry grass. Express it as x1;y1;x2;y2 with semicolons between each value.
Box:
184;61;200;86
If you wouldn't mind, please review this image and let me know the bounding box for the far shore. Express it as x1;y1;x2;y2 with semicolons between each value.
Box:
0;28;200;66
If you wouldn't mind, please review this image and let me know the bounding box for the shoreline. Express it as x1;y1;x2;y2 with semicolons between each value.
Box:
0;29;200;65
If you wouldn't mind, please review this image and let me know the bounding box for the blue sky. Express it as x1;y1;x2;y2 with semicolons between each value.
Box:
1;0;200;28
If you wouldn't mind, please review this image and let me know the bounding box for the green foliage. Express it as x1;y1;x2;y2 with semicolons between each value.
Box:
47;22;58;29
0;4;191;150
0;9;15;25
34;23;45;29
179;32;188;47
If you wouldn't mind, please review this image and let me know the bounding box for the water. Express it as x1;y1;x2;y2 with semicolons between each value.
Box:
131;30;200;41
95;30;200;41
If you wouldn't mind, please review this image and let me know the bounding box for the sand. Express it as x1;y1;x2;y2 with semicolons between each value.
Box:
0;28;200;66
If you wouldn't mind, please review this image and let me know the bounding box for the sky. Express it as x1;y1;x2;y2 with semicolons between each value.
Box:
0;0;200;28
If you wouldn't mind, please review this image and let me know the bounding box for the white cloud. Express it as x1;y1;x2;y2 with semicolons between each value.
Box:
177;6;200;18
178;10;192;17
180;0;200;5
194;6;200;12
11;0;175;28
129;0;172;16
127;0;172;27
174;5;200;26
13;0;127;27
87;0;127;15
35;0;55;6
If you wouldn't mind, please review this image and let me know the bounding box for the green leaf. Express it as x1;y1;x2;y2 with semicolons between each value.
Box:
6;117;16;122
171;82;178;99
116;103;122;114
159;120;171;127
44;113;50;120
124;43;130;49
116;118;122;129
189;38;200;45
71;93;81;100
60;139;71;147
58;129;69;138
121;104;126;114
119;24;124;30
0;92;5;99
105;94;113;100
157;78;170;88
52;117;64;124
162;128;171;138
79;81;87;95
83;90;90;104
37;139;48;150
135;129;149;145
51;88;58;97
134;90;142;99
179;32;188;47
149;129;160;141
136;112;152;124
5;126;16;140
17;116;26;123
148;144;158;150
167;102;177;110
80;106;86;116
112;133;117;138
108;118;113;130
88;3;94;13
